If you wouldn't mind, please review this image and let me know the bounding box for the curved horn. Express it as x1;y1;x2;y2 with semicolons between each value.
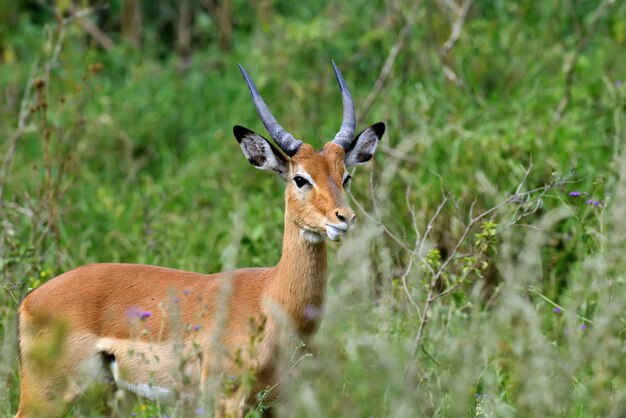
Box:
238;65;302;157
331;60;356;151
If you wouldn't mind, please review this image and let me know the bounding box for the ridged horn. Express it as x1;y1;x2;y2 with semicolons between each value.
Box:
331;60;356;151
238;64;302;157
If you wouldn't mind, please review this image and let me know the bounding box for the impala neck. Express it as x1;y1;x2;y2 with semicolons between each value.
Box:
265;212;328;336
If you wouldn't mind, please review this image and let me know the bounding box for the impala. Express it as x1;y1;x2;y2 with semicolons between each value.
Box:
16;61;385;417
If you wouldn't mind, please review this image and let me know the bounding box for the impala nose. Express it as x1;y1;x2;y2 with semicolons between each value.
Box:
335;208;355;225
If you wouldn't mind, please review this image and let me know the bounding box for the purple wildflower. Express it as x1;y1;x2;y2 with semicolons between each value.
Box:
131;414;137;417
569;191;580;197
195;407;206;416
304;305;321;320
193;324;202;331
616;80;623;87
553;306;562;314
140;311;152;320
581;324;588;330
126;306;141;318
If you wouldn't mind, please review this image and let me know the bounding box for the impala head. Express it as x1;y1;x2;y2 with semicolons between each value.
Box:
234;61;385;242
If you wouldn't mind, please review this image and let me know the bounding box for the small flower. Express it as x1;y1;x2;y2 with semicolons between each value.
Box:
581;324;588;330
140;311;152;320
304;305;321;320
193;324;202;331
553;306;562;314
195;407;206;416
474;393;482;398
126;306;141;318
569;191;581;197
131;414;137;417
616;80;623;87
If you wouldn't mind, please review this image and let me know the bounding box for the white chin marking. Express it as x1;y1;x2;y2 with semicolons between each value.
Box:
110;360;174;402
325;225;344;241
300;229;325;244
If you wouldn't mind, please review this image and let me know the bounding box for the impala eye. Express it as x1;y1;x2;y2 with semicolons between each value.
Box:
293;176;310;188
343;175;352;187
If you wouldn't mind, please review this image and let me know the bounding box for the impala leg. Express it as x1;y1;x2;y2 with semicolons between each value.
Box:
17;351;112;418
215;386;249;418
109;388;137;417
16;351;100;418
15;368;76;418
16;312;104;418
16;317;70;417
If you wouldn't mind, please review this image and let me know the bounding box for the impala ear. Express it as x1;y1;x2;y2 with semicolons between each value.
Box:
233;125;289;180
344;122;385;168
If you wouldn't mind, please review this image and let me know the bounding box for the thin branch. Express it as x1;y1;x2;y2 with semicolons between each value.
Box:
416;195;449;258
380;144;421;164
0;63;37;212
440;0;472;53
438;0;473;86
421;346;442;366
406;186;420;247
349;189;413;253
73;7;114;51
553;0;614;121
358;0;422;124
526;286;593;324
410;169;571;355
515;163;533;196
400;257;421;316
62;3;109;25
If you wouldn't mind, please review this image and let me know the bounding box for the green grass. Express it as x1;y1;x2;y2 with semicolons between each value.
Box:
1;1;625;416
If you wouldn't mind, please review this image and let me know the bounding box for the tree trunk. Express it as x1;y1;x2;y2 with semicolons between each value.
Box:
121;0;142;49
177;0;192;58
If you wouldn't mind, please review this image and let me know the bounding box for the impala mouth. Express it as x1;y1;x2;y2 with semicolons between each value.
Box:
325;223;350;241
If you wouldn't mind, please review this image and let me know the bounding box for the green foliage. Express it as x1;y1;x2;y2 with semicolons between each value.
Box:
1;0;625;416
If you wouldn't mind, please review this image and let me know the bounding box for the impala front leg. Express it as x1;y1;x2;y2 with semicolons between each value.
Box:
215;386;250;418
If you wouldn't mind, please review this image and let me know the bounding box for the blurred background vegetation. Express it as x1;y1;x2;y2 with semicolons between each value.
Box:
1;0;625;416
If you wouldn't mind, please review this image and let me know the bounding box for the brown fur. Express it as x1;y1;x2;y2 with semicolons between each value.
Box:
16;142;355;418
286;143;355;235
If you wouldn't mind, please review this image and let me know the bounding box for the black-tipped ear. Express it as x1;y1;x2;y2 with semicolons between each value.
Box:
233;125;289;180
344;122;385;168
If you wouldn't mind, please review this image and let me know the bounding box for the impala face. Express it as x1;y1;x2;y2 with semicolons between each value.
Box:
234;62;385;242
287;142;355;242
